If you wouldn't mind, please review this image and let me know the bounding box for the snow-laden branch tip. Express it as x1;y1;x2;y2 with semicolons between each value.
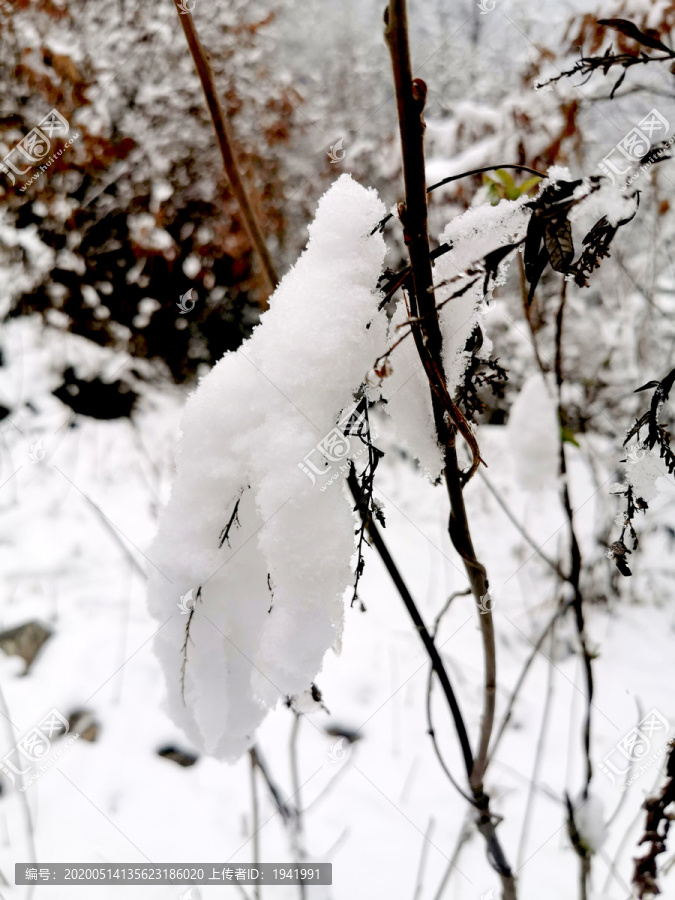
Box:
148;175;390;760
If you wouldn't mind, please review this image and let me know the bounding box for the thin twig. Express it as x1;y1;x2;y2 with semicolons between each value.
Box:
290;713;306;900
602;798;646;895
432;589;472;637
374;164;545;233
180;586;202;702
347;469;474;782
516;622;557;870
79;490;147;577
556;281;594;900
444;443;496;790
413;817;435;900
555;282;594;795
250;751;261;900
487;599;572;766
605;701;642;833
249;745;295;823
478;469;568;582
172;0;279;299
597;847;635;899
431;812;474;900
426;588;474;803
517;254;548;375
219;495;243;548
428;165;545;193
425;670;474;805
384;0;483;480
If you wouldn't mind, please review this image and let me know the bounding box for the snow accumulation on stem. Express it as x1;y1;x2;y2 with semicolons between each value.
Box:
148;175;390;760
382;193;531;480
381;172;636;481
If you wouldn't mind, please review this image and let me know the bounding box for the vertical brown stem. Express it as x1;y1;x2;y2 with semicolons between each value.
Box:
555;282;593;794
383;0;495;794
580;857;590;900
384;2;514;896
172;0;279;299
444;446;495;791
555;282;594;900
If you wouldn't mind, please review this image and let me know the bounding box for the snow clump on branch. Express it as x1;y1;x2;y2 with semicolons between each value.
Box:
147;175;388;760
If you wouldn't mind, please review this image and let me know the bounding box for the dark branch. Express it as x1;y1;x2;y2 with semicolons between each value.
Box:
172;0;279;299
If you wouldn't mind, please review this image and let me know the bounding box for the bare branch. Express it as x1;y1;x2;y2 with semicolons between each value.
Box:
488;599;573;766
347;468;474;782
172;0;279;299
516;623;557;869
478;469;568;582
249;745;295;823
384;3;514;893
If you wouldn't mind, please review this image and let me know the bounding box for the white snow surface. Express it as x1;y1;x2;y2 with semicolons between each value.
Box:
379;300;445;480
1;317;674;899
573;791;608;854
508;373;560;492
147;175;390;760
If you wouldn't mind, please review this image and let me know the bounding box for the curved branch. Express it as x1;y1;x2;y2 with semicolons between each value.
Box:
347;469;474;783
373;164;546;233
384;4;515;893
427;164;545;194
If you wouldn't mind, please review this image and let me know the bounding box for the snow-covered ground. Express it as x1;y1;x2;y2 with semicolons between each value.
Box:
0;313;673;900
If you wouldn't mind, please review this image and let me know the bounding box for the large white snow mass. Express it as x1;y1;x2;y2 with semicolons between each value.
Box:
147;175;390;760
